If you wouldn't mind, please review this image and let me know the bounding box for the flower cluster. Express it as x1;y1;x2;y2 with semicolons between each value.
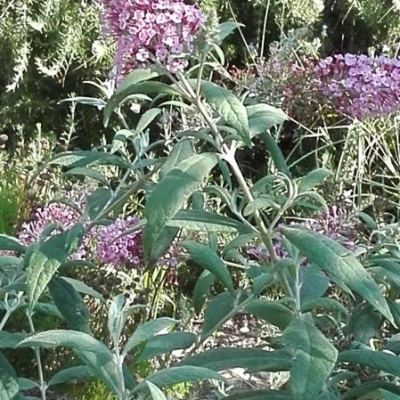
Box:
2;192;180;270
95;217;143;269
18;202;91;260
313;54;400;120
100;0;205;76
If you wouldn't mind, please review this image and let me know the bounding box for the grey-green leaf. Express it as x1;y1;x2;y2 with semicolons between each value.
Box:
281;226;394;324
169;210;251;234
0;352;19;400
0;235;25;253
143;366;222;388
246;299;294;330
138;332;196;361
202;291;235;340
143;153;219;262
47;366;93;387
338;349;400;376
283;318;338;400
17;330;120;395
298;169;332;193
182;241;235;295
123;318;177;356
201;81;250;146
48;277;91;334
179;348;292;372
224;390;293;400
193;270;215;314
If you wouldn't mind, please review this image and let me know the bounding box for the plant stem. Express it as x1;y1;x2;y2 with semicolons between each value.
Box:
114;345;127;400
0;309;12;331
26;310;46;400
223;151;294;298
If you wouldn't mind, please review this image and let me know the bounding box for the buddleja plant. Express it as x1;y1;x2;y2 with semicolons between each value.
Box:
2;0;400;399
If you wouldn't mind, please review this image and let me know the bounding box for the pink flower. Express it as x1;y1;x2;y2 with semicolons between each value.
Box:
100;0;205;78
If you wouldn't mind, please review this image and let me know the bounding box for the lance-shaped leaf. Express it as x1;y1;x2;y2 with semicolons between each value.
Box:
143;153;219;262
17;330;120;395
201;81;251;146
182;241;234;295
247;104;288;137
224;390;293;400
0;235;25;253
49;151;132;170
123;318;177;356
193;270;215;314
169;210;252;234
338;350;400;376
138;332;196;361
298;168;332;193
179;347;292;372
245;299;294;330
159;139;195;178
64;167;109;186
47;366;93;387
281;226;394;324
283;318;338;400
259;132;291;177
105;82;178;127
136;366;222;390
0;352;19;400
201;291;236;340
48;277;91;334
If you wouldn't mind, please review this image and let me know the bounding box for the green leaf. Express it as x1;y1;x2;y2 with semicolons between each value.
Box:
143;153;219;261
0;332;28;349
48;366;93;387
281;226;394;324
48;277;91;334
123;318;177;356
298;169;332;193
201;291;235;340
252;272;275;296
245;299;294;330
0;352;19;400
136;108;161;133
60;277;104;300
49;151;131;170
342;382;400;400
26;246;61;311
169;210;251;234
145;381;168;400
193;270;215;314
243;195;280;216
111;129;135;153
140;366;222;389
224;390;293;400
247;104;288;137
182;241;235;295
358;212;378;230
339;349;400;376
0;235;25;253
147;226;179;267
218;21;244;44
17;330;120;395
179;348;292;372
347;303;382;344
300;265;330;305
159;139;195;179
259;132;291;177
301;298;348;316
201;81;250;146
138;332;196;361
84;188;112;220
64;167;109;186
283;318;338;400
107;294;127;345
17;378;39;391
104;81;178;127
